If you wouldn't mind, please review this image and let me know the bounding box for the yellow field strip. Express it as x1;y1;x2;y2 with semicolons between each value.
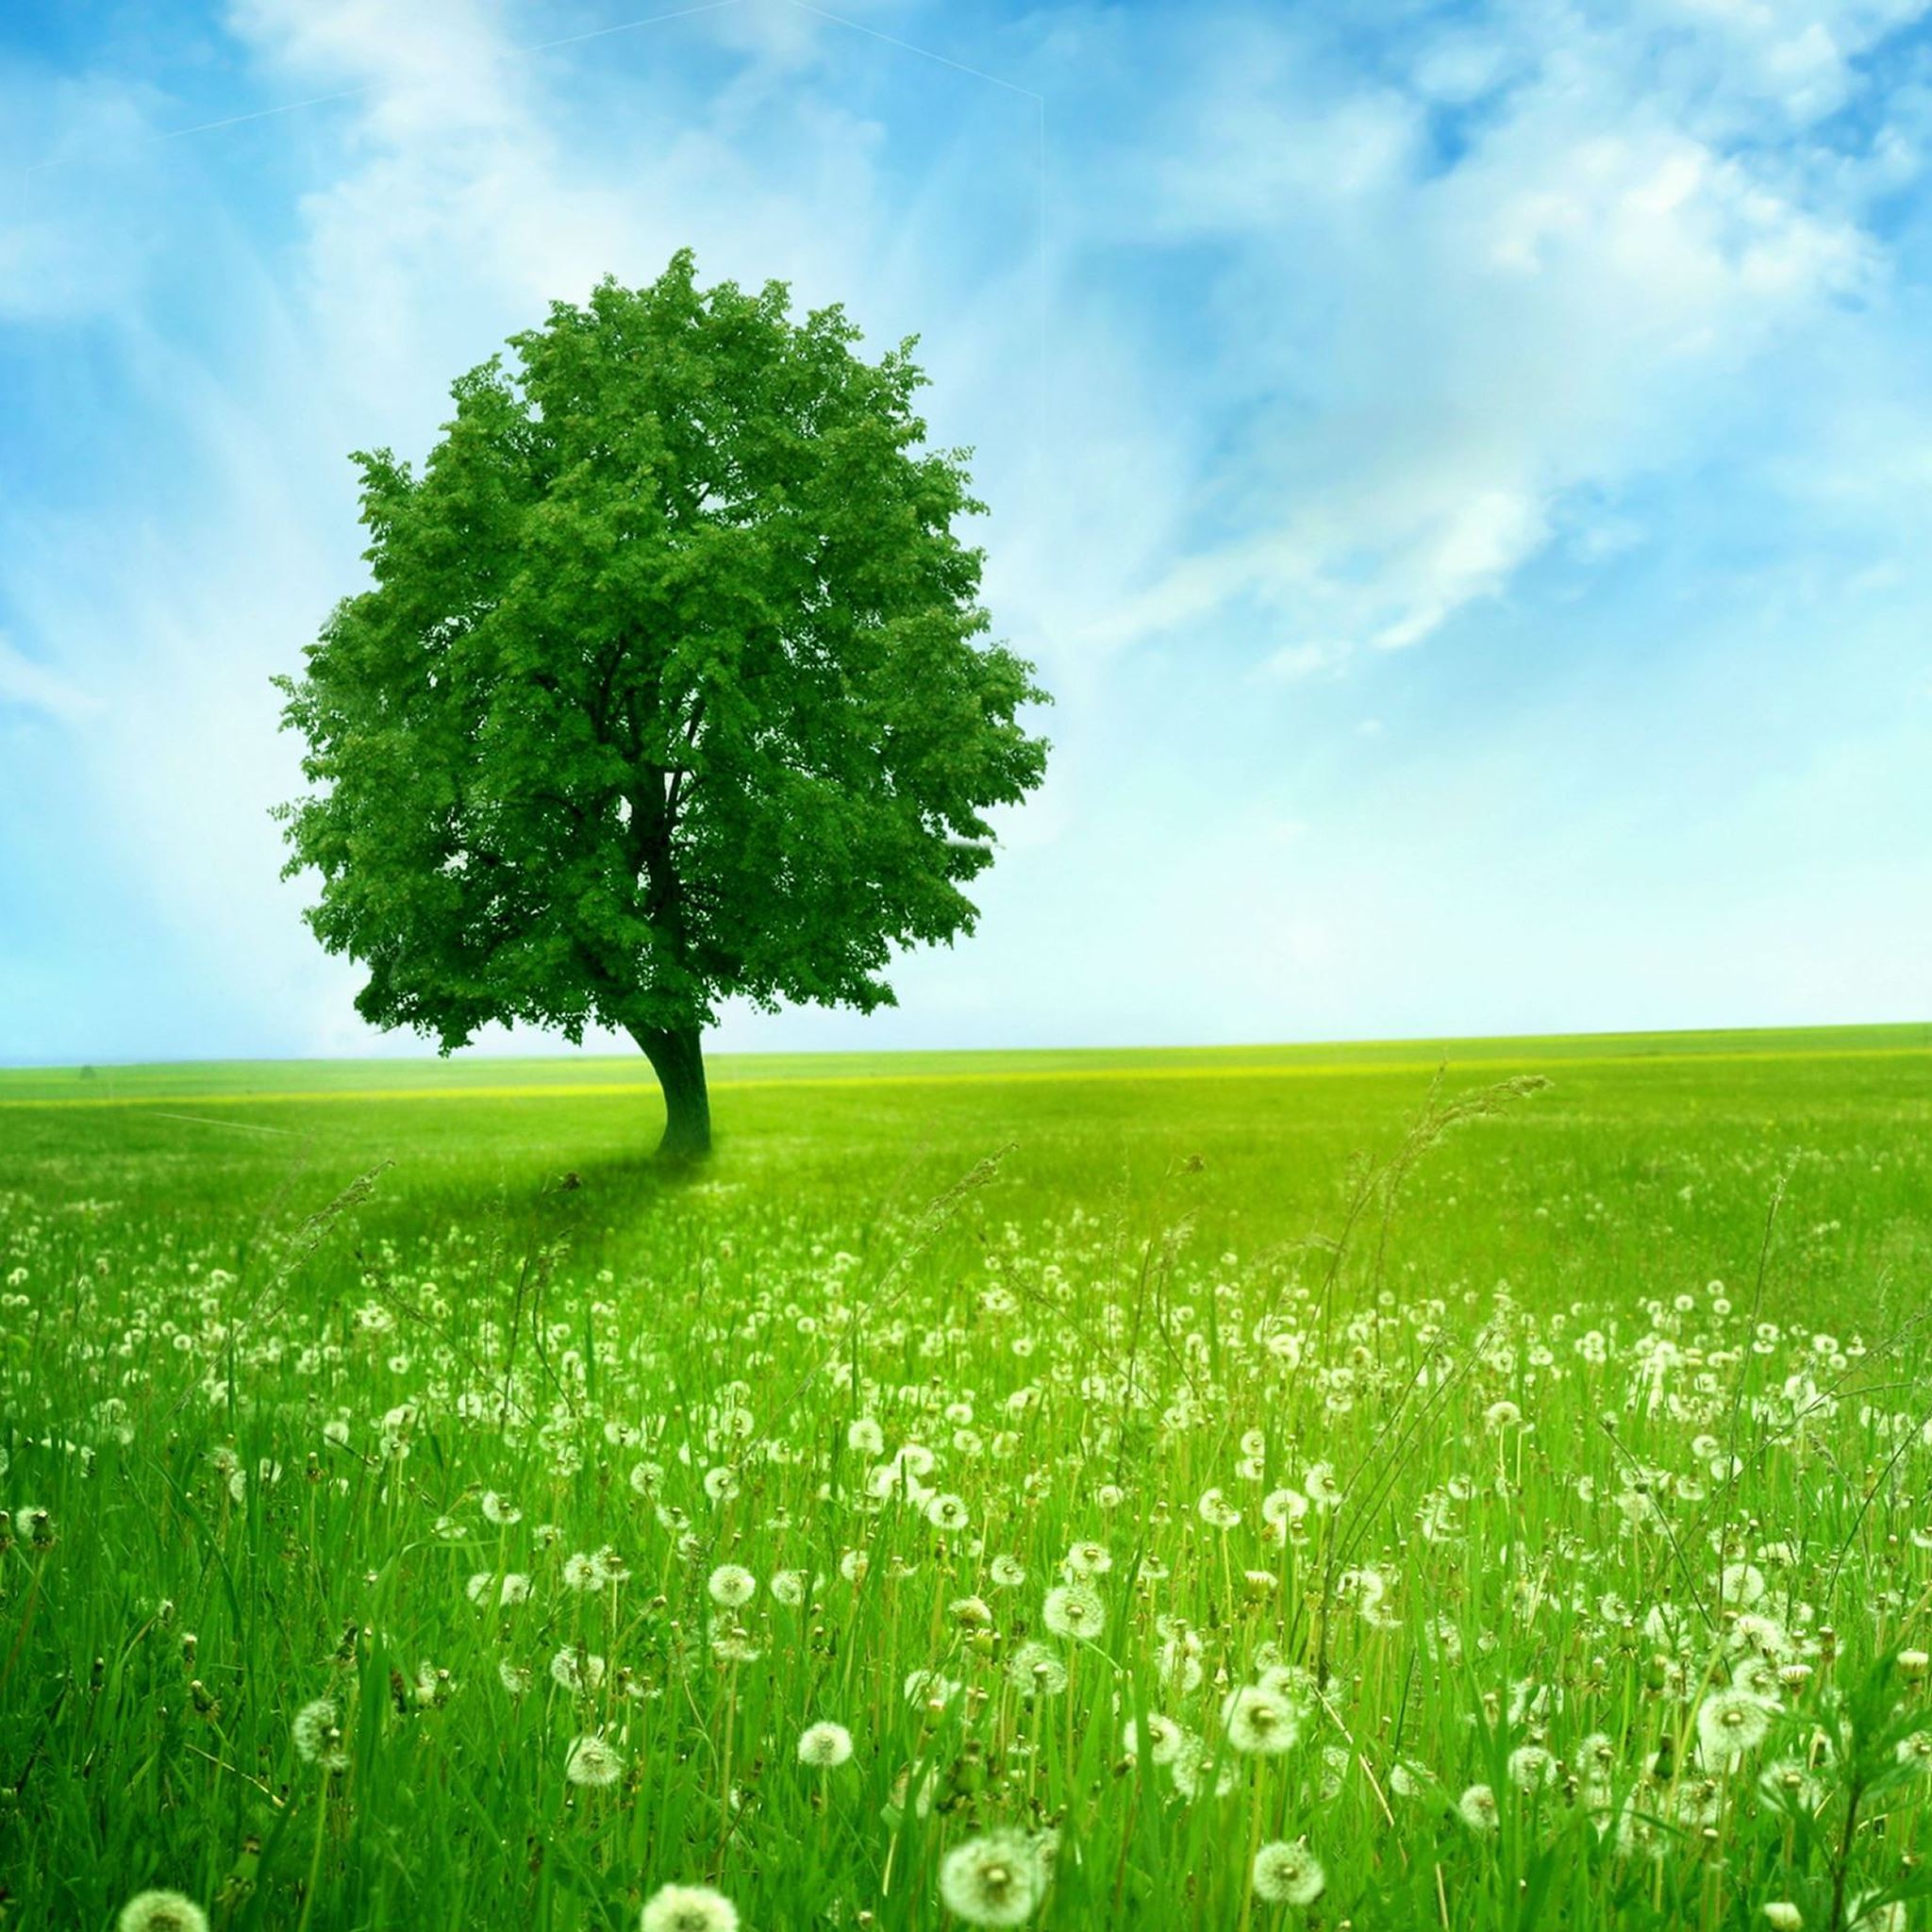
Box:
0;1041;1924;1111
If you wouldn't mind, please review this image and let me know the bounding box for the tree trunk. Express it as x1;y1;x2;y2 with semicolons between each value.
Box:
630;1024;711;1159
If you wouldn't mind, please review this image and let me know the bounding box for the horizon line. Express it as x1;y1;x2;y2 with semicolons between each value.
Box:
3;1014;1927;1078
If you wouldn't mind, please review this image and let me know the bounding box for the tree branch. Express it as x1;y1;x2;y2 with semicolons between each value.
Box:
665;695;708;822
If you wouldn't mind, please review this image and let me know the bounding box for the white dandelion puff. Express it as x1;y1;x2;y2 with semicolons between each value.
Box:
1122;1713;1188;1765
1223;1684;1299;1755
1696;1686;1774;1760
1457;1783;1500;1832
565;1734;625;1788
640;1883;740;1932
561;1551;607;1591
1848;1896;1904;1932
797;1720;855;1768
937;1830;1046;1926
1168;1733;1239;1799
117;1893;209;1932
550;1648;607;1693
1304;1462;1345;1511
1251;1840;1325;1907
1719;1562;1767;1607
1261;1488;1308;1530
707;1564;757;1608
1007;1640;1069;1699
1196;1486;1241;1529
1041;1583;1106;1642
904;1668;964;1711
291;1697;348;1772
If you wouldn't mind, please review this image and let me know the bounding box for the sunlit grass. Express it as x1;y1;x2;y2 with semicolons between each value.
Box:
3;1026;1930;1930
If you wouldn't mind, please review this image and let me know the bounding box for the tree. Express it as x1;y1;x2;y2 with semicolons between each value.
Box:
273;251;1050;1158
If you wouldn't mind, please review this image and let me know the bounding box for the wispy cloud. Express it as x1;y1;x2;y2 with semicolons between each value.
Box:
1078;3;1894;668
0;633;102;722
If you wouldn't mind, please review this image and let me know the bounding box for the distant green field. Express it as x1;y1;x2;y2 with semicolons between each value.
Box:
2;1024;1928;1324
5;1025;1932;1932
4;1018;1929;1098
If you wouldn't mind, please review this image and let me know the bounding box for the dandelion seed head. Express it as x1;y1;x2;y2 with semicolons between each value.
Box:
1123;1713;1187;1765
1457;1782;1500;1831
565;1734;625;1788
549;1648;607;1693
1223;1684;1299;1755
1261;1488;1308;1529
291;1696;347;1771
1007;1640;1068;1699
117;1892;209;1932
1848;1895;1904;1932
1696;1686;1774;1760
639;1883;740;1932
797;1720;855;1767
707;1564;757;1607
1251;1840;1325;1907
937;1830;1046;1926
1041;1582;1105;1641
562;1551;607;1591
1196;1486;1241;1529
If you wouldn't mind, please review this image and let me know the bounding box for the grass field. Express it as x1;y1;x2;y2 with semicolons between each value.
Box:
4;1025;1932;1931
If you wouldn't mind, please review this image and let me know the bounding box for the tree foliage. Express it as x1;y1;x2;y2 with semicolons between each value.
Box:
274;251;1049;1145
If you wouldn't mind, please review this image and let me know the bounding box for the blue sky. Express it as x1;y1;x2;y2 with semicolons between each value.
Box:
3;0;1930;1063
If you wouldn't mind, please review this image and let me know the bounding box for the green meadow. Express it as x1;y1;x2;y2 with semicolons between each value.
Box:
4;1025;1932;1931
4;1024;1930;1312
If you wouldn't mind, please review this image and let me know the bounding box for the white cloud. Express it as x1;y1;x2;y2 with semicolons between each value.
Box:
0;633;102;722
2;67;175;322
1259;640;1343;682
1082;6;1891;668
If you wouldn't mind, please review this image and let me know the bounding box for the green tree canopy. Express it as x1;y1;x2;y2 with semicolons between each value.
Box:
274;250;1049;1155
